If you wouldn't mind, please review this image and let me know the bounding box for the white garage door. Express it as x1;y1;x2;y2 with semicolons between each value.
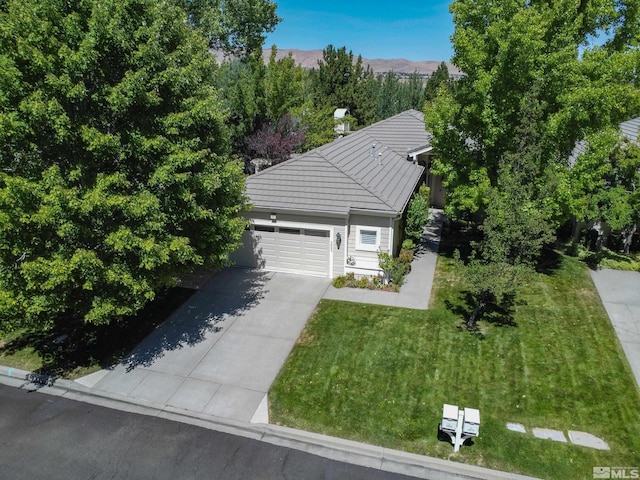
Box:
231;225;331;277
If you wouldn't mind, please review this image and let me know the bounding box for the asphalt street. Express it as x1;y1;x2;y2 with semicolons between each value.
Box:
0;384;420;480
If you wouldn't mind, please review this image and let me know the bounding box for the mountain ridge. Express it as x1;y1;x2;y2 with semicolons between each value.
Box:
261;48;462;77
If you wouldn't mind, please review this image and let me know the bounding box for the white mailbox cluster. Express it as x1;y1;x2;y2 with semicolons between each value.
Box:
440;404;480;452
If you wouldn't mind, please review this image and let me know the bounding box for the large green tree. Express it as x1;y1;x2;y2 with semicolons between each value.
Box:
427;0;640;221
427;0;640;327
423;62;451;103
312;45;377;127
263;46;306;124
569;129;640;249
181;0;280;57
0;0;246;332
462;98;556;328
216;56;266;153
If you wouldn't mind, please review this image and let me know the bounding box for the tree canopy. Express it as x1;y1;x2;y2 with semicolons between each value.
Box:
181;0;280;57
427;0;640;327
427;0;640;221
0;0;246;332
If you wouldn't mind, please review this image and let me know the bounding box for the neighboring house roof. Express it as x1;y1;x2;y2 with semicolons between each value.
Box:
620;116;640;143
569;116;640;165
246;110;429;216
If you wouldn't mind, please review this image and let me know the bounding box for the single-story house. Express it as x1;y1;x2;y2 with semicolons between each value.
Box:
231;109;444;278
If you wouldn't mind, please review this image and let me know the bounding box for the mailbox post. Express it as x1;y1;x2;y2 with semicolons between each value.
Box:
439;404;481;452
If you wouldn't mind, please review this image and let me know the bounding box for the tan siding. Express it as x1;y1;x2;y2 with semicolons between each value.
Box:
347;214;392;271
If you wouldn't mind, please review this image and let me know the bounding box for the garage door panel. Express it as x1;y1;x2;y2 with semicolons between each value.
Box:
301;230;329;275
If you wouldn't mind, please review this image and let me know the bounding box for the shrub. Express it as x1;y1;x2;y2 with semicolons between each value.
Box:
401;239;416;250
405;191;430;241
418;185;431;199
399;247;414;266
390;261;409;286
378;251;411;287
332;276;347;288
333;272;355;288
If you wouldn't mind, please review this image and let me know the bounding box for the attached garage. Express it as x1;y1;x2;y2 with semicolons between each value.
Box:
235;110;430;279
232;224;331;277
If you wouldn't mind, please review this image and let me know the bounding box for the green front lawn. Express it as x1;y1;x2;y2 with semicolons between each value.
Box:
269;254;640;479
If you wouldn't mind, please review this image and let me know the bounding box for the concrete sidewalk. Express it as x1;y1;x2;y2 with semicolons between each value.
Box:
590;268;640;391
323;209;444;309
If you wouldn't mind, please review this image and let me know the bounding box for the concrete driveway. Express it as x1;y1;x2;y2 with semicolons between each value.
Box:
590;269;640;391
88;269;330;422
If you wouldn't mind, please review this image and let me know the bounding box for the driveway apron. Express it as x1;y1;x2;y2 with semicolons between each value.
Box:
92;269;330;422
590;268;640;392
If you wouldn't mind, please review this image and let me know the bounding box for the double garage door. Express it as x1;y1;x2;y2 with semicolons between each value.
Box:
232;225;331;277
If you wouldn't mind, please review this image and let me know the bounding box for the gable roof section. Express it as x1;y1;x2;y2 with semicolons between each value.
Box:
569;116;640;165
620;117;640;143
246;110;428;216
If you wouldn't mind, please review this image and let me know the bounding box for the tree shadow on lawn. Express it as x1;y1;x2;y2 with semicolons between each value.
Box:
445;290;519;335
1;268;269;379
535;246;563;274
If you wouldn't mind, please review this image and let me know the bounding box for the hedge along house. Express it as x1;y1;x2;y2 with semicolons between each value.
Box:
231;110;441;278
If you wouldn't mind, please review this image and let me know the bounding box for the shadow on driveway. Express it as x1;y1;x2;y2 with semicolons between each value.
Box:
90;268;330;421
122;269;271;371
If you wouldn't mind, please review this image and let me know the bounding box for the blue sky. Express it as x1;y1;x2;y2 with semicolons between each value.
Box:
264;1;454;62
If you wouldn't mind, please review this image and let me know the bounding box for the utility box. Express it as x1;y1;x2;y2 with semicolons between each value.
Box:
463;407;480;436
441;404;459;431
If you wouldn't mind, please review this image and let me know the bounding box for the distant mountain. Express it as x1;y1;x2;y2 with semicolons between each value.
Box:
260;48;462;77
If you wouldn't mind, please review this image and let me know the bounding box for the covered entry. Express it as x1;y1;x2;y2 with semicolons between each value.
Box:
232;224;331;277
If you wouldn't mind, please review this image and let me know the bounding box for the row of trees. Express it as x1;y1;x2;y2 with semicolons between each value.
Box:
427;0;640;328
216;46;455;165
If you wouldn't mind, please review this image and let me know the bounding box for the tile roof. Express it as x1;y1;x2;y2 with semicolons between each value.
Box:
246;110;429;215
568;116;640;166
620;117;640;143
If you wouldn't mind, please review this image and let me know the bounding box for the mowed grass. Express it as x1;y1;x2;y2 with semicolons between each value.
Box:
269;252;640;479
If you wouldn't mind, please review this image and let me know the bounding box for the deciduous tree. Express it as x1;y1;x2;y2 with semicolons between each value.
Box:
246;114;306;164
427;0;640;221
0;0;246;332
263;46;306;123
181;0;280;57
570;129;640;249
216;56;266;153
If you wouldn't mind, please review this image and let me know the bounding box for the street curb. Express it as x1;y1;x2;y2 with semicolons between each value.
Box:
0;365;538;480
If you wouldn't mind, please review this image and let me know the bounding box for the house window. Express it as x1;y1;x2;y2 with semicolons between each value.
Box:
356;227;381;251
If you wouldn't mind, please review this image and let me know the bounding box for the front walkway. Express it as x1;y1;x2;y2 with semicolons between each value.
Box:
323;209;445;309
590;268;640;391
